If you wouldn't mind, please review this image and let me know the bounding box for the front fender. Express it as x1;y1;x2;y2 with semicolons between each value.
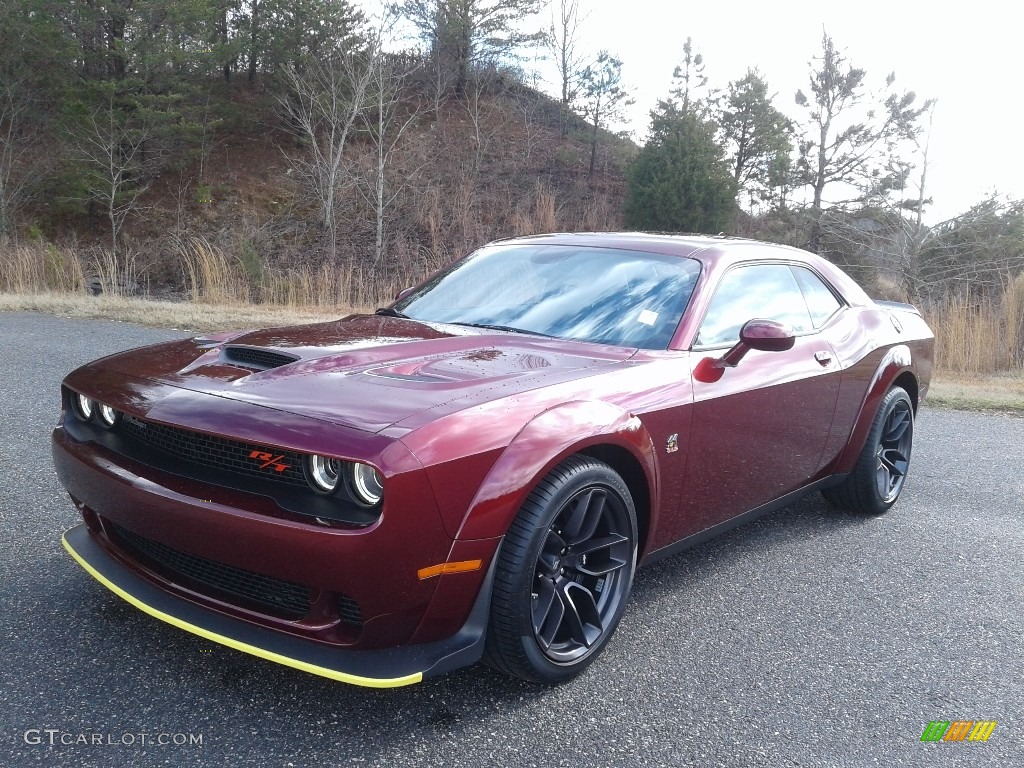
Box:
455;400;658;541
831;344;915;475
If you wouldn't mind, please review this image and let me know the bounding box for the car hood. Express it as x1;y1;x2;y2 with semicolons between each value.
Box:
90;314;636;433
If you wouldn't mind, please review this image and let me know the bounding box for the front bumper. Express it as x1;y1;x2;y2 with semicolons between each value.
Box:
62;524;494;687
52;406;500;649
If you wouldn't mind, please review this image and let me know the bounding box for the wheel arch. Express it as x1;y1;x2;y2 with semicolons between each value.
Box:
832;344;918;475
454;401;659;543
578;443;653;559
893;370;919;412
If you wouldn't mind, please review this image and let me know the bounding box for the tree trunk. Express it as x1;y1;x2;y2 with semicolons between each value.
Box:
588;109;599;178
808;117;830;253
109;10;127;80
248;0;259;83
217;7;231;81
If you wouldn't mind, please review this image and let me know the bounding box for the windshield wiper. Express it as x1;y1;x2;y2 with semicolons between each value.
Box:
449;321;554;338
374;307;408;318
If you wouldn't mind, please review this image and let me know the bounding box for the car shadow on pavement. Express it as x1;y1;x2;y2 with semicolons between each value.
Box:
628;490;880;609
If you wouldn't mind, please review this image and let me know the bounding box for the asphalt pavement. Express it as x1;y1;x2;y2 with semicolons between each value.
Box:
1;310;1021;767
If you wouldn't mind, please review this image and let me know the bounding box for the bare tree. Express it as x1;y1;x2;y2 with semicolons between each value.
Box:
279;48;377;257
547;0;586;136
460;66;505;175
818;195;1024;303
356;51;426;267
814;101;955;300
0;68;40;237
916;197;1024;296
513;90;545;166
70;90;163;256
883;100;937;297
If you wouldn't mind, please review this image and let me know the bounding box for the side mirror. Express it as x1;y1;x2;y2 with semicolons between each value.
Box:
717;319;795;368
395;286;414;301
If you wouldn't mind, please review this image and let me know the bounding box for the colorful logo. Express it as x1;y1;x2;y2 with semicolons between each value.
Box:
248;450;289;473
920;720;996;742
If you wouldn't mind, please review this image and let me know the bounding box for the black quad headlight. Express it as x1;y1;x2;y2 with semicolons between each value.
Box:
97;403;119;427
306;454;342;494
71;392;95;422
347;462;384;508
305;455;383;507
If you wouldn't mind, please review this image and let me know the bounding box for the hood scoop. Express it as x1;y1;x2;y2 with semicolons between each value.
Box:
222;345;300;371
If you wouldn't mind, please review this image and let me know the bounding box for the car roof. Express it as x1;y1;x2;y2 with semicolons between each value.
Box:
494;231;723;259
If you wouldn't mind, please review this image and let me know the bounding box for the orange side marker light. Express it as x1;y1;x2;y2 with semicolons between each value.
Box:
417;560;483;580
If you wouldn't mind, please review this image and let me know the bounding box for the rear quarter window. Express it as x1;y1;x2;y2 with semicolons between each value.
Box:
792;266;843;328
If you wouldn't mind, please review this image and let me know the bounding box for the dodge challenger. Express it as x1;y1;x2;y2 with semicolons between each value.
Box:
53;233;933;687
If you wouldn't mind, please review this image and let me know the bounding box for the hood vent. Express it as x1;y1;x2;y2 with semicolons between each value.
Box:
222;345;300;371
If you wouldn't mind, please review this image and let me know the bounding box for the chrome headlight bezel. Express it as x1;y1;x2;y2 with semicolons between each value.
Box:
97;403;119;428
346;462;384;508
71;392;95;422
305;454;342;495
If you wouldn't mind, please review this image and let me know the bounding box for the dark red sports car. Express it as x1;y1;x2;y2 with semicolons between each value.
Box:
54;233;933;687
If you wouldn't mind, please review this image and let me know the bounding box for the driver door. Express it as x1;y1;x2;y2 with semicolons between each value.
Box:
678;262;842;536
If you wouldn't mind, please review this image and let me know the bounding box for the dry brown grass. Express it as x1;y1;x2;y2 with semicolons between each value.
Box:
927;371;1024;414
0;292;349;332
0;243;87;293
0;238;416;311
179;236;252;304
262;262;388;308
510;185;559;236
922;274;1024;375
173;236;440;309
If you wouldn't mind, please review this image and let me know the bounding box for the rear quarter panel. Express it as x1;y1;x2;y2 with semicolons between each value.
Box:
823;306;933;476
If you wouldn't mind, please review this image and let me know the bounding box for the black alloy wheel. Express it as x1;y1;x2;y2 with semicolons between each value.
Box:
875;394;913;503
485;456;638;684
823;385;915;515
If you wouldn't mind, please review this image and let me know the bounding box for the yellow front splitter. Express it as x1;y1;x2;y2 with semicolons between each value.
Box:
62;525;489;688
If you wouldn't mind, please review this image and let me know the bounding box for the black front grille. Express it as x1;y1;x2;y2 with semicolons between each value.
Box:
223;346;299;370
110;523;311;619
119;414;308;486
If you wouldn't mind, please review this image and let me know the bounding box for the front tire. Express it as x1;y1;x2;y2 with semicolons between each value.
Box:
484;456;638;684
823;385;915;515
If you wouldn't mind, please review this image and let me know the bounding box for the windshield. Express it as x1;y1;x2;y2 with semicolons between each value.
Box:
393;243;701;349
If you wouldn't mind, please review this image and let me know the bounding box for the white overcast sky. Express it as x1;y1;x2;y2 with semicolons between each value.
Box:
373;0;1021;223
566;0;1020;222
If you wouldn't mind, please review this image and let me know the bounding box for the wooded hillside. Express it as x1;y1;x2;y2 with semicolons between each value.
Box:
0;0;1022;373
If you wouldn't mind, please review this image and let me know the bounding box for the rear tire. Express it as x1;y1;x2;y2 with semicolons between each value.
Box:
484;456;637;684
823;386;915;515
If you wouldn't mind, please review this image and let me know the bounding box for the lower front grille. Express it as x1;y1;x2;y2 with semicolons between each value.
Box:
337;594;363;628
109;522;311;619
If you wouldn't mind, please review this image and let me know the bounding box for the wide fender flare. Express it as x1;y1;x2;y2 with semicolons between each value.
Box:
454;400;658;542
832;344;915;475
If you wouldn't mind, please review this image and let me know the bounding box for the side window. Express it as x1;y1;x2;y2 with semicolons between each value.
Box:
791;266;843;328
696;264;814;347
